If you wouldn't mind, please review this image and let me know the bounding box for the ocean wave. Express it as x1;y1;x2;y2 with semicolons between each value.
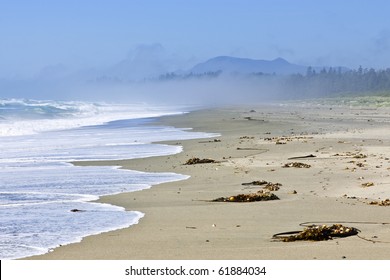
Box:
0;99;217;259
0;192;99;207
0;99;183;136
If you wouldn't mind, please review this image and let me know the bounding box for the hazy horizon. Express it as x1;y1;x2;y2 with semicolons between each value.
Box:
2;1;390;77
1;0;390;103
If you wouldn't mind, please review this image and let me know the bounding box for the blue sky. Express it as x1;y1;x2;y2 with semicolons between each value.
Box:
1;0;390;78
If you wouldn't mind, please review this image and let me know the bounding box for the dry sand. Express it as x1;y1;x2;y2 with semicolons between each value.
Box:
26;103;390;260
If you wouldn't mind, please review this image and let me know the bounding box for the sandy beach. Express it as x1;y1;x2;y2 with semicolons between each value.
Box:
26;102;390;260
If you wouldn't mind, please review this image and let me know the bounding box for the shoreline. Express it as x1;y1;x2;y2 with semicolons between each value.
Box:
26;103;390;259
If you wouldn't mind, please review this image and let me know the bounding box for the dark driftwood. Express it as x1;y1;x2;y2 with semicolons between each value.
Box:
288;154;317;160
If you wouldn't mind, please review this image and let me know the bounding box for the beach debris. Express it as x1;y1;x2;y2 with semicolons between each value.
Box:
243;116;265;121
288;154;317;160
184;157;218;165
70;209;85;212
186;226;197;229
338;140;351;144
361;182;374;188
273;224;359;242
212;191;279;202
343;194;357;199
333;152;368;159
242;180;282;191
263;136;313;145
199;139;221;143
354;153;368;159
263;185;281;191
242;180;269;186
369;199;390;206
282;162;311;168
289;190;298;194
236;147;268;151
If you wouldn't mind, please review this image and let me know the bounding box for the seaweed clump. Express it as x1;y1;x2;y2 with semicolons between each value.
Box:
184;157;218;165
333;152;367;159
361;182;374;188
242;180;282;191
212;191;279;202
273;224;359;242
283;162;311;168
369;199;390;206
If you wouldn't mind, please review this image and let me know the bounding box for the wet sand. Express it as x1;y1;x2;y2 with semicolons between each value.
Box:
27;103;390;259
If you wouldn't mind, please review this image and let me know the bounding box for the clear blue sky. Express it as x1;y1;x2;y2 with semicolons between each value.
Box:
1;0;390;78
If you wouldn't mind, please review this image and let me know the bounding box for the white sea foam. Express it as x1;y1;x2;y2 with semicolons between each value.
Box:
0;99;218;259
0;99;183;136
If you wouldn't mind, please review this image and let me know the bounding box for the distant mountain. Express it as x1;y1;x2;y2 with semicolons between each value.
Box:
189;56;347;75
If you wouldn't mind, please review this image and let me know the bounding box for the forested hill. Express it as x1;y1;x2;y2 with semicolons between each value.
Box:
159;64;390;98
190;56;309;75
283;66;390;97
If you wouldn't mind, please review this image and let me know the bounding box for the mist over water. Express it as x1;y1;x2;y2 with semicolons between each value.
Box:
0;47;300;105
0;77;287;108
3;42;383;106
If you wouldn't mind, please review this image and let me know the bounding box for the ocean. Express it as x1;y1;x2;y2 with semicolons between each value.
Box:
0;99;217;259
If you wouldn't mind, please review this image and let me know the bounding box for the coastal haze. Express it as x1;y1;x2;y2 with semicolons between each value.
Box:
1;0;390;268
0;50;346;101
1;0;390;103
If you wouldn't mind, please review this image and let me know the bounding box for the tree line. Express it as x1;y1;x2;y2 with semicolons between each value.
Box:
283;66;390;98
158;66;390;98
